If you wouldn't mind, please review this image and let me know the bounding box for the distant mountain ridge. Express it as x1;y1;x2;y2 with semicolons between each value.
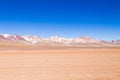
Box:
112;40;120;45
0;34;120;47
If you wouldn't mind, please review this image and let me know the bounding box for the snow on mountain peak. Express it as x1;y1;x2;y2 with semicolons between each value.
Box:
1;34;25;41
112;40;120;45
72;36;100;43
2;34;10;38
23;35;42;44
49;36;68;43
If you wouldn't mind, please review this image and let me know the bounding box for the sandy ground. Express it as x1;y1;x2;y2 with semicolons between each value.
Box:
0;49;120;80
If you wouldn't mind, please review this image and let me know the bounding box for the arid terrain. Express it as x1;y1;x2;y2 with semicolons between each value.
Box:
0;49;120;80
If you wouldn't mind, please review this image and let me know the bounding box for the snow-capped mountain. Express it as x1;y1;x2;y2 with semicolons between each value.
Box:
45;36;100;44
1;34;25;41
0;34;27;44
71;36;100;43
112;40;120;45
23;35;42;43
0;34;119;47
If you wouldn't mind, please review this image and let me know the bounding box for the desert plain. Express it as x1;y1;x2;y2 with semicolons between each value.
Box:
0;49;120;80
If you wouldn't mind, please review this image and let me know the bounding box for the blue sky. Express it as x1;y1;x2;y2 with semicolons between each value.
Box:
0;0;120;40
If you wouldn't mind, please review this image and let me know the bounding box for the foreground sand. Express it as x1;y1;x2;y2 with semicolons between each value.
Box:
0;49;120;80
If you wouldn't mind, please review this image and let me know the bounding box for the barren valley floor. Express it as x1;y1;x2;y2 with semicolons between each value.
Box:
0;49;120;80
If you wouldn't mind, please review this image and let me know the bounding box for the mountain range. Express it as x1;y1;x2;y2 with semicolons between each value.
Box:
0;34;120;49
